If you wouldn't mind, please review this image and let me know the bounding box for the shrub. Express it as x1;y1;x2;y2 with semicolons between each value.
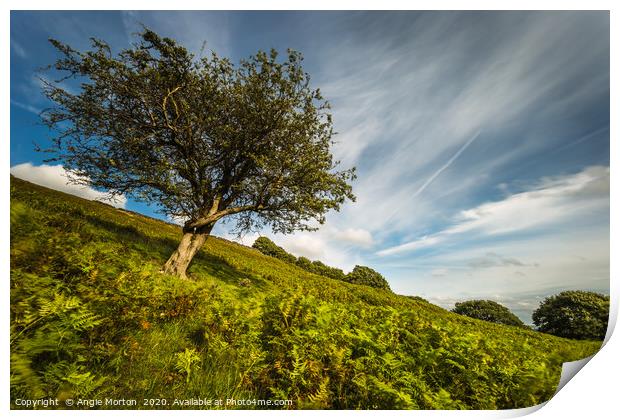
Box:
295;256;313;271
253;237;346;281
345;266;391;291
296;258;346;281
532;291;609;340
310;260;346;281
452;300;525;327
252;237;296;264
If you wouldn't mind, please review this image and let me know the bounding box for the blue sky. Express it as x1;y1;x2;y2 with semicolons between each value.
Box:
10;11;610;323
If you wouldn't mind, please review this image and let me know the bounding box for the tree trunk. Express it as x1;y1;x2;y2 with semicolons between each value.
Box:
162;224;214;279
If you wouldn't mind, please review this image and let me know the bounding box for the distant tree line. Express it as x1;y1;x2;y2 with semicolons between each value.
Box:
253;237;608;340
252;236;391;291
452;290;609;341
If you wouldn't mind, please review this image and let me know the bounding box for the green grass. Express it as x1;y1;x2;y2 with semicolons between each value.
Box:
10;176;602;409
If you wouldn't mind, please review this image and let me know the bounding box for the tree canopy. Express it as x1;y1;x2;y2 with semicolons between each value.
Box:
39;29;355;277
532;291;609;340
452;300;525;328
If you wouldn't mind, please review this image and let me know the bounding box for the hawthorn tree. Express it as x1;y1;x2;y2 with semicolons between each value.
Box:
39;29;355;278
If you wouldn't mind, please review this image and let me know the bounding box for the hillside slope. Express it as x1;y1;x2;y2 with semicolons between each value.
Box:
10;176;601;409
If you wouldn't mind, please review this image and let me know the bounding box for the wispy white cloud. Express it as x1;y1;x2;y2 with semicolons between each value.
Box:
411;130;480;199
466;252;530;269
11;99;41;115
11;39;28;58
313;12;608;242
120;11;232;58
555;125;609;153
377;166;609;256
12;75;76;115
10;163;126;208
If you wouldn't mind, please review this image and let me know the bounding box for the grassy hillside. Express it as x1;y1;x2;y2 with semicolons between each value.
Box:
10;176;601;409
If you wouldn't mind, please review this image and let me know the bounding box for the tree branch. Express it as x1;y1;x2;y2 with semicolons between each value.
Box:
186;203;266;229
162;86;182;131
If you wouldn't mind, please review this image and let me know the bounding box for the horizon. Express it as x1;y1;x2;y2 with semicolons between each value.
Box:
10;11;610;323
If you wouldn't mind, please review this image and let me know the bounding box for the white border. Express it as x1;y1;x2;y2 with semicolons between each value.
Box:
3;2;617;419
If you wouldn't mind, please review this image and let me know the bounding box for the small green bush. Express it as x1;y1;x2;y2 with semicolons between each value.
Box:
253;237;346;281
452;300;525;327
345;266;391;291
295;256;314;271
310;260;346;281
252;237;297;264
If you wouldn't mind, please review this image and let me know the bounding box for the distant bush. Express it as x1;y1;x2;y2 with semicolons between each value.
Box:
294;257;346;281
295;256;314;271
532;291;609;340
252;236;296;264
452;300;525;327
253;237;346;281
345;265;391;291
310;260;346;281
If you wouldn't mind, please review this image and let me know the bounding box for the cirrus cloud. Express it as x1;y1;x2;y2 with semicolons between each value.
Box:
377;166;609;257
